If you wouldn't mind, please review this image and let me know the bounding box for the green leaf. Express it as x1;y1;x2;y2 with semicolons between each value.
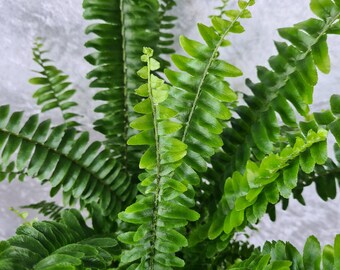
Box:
150;58;160;71
130;115;154;130
322;245;334;270
137;66;149;79
299;150;315;174
140;147;156;169
154;253;185;267
330;95;340;115
310;141;328;165
136;84;149;97
179;35;212;60
198;23;219;48
334;234;340;268
251;121;273;154
29;77;49;85
127;131;154;146
303;236;321;270
310;0;334;20
158;121;182;135
159;202;200;221
134;98;152;114
283;160;299;189
312;35;330;74
278;27;314;50
314;110;335;125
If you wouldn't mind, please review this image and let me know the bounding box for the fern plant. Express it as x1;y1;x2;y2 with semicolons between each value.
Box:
2;0;340;269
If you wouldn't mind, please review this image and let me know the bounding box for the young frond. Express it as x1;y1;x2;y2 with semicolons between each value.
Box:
118;48;199;269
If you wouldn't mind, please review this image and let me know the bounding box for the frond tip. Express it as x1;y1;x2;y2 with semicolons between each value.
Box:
21;200;64;221
30;38;80;127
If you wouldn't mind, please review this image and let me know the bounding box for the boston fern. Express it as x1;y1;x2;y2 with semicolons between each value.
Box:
2;0;340;269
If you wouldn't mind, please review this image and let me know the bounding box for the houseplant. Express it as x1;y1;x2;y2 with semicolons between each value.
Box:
1;0;340;268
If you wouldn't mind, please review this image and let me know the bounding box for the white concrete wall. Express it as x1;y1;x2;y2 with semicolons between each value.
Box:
1;0;340;251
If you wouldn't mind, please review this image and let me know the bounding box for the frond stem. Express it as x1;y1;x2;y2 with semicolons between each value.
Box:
147;59;162;270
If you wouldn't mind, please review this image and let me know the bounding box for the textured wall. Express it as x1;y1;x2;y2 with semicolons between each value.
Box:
1;0;340;251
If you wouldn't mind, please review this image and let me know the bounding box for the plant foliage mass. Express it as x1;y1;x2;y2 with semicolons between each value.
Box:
1;0;340;269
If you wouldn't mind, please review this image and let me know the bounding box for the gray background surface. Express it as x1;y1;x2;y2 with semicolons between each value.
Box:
1;0;340;251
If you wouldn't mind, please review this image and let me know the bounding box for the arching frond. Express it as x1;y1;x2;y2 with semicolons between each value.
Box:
118;48;199;269
0;209;119;270
268;93;340;219
199;0;340;242
29;38;80;127
210;0;340;183
208;129;327;239
0;105;133;219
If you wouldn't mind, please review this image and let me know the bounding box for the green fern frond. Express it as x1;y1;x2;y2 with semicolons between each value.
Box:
204;1;340;224
83;0;161;173
267;94;340;219
29;38;80;128
0;209;119;270
21;201;64;221
118;48;199;269
230;235;340;269
164;0;254;191
208;129;328;240
0;105;134;219
214;0;340;176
